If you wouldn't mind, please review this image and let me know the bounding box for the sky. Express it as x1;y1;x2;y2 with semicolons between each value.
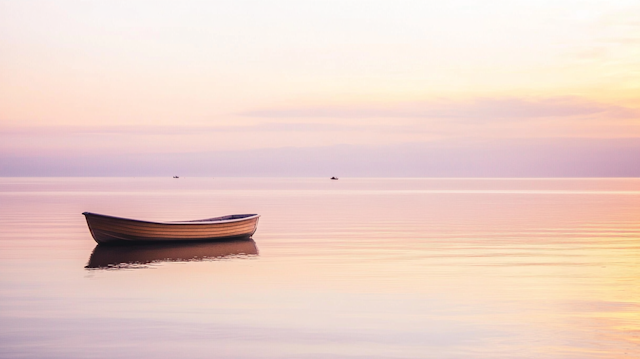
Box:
1;0;639;176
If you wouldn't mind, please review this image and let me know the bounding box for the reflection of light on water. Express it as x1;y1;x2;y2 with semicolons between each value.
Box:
2;178;640;358
85;239;259;270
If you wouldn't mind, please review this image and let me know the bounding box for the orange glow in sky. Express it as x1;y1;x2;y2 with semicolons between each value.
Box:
1;1;639;176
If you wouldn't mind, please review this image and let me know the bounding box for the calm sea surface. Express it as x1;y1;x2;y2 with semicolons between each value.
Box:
1;178;639;358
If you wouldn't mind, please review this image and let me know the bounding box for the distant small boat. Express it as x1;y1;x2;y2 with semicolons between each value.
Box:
82;212;260;245
173;176;179;178
331;176;339;180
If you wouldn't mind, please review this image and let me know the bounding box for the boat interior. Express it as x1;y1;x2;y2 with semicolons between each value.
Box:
179;214;258;223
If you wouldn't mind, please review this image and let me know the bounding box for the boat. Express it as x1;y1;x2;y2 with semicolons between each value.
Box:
331;176;338;180
82;212;260;245
173;175;179;178
85;239;258;269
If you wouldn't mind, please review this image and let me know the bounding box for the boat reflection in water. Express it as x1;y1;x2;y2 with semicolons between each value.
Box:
85;239;258;269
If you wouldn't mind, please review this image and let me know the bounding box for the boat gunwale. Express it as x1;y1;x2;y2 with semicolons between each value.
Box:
82;212;260;226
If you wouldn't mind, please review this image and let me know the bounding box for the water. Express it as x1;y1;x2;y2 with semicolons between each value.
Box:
1;178;639;358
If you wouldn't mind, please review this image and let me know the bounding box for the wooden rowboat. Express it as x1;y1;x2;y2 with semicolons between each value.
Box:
82;212;260;245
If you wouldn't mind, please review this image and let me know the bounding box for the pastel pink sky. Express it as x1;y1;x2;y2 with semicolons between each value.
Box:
1;0;639;175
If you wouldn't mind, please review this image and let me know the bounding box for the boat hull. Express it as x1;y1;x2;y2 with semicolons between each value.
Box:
83;212;260;245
